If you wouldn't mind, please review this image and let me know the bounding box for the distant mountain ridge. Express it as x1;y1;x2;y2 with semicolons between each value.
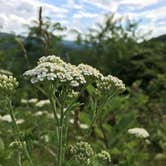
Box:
0;32;15;38
0;32;166;51
150;34;166;42
0;32;83;50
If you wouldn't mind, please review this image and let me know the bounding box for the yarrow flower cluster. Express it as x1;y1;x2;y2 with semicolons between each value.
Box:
23;55;86;87
24;55;125;95
35;99;50;107
0;74;18;96
70;141;94;163
0;114;24;124
37;55;64;65
70;142;111;165
77;64;103;81
95;150;111;163
21;98;38;104
22;55;125;166
97;75;125;93
128;128;149;138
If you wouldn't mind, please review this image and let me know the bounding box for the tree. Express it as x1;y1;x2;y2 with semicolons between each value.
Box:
70;14;140;78
24;7;66;66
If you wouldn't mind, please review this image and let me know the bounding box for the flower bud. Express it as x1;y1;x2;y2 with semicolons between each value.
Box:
0;74;18;96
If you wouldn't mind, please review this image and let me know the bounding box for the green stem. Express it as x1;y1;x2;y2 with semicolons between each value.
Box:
50;93;64;166
8;99;33;166
63;111;70;163
50;96;59;126
50;86;82;166
36;86;49;98
58;91;65;166
64;85;86;117
88;91;118;136
18;151;22;166
50;97;60;166
58;126;63;166
22;143;33;166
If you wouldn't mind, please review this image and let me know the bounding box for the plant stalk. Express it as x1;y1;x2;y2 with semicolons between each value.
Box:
8;99;33;166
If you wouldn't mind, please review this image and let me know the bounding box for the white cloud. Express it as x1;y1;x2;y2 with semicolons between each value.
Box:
83;0;159;11
64;0;83;10
124;5;166;21
0;0;165;39
120;0;159;6
72;0;165;39
42;3;68;18
121;5;166;38
0;0;68;34
83;0;119;12
138;22;165;39
73;11;98;19
141;6;166;21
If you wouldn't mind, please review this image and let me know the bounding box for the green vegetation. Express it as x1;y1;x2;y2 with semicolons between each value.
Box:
0;8;166;166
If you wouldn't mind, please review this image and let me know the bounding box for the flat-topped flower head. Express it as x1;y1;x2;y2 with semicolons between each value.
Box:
70;141;94;163
24;55;125;94
97;75;125;93
0;74;18;96
95;150;111;164
128;128;149;138
37;55;65;65
77;64;103;82
23;55;86;87
35;99;50;107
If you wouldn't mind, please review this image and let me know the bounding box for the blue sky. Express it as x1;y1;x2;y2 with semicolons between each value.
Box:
0;0;165;40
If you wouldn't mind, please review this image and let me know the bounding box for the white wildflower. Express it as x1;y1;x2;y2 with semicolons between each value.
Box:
38;55;65;65
128;128;149;138
70;141;94;163
95;150;111;163
21;99;28;104
47;112;60;119
21;98;38;104
34;111;48;116
77;64;103;81
46;73;57;80
97;75;125;92
69;118;89;129
28;98;38;104
80;124;89;129
47;113;54;119
16;119;24;124
0;114;12;122
35;100;50;107
23;55;86;88
41;134;49;143
0;115;24;124
69;119;74;124
0;74;18;96
70;80;79;87
67;90;79;99
31;77;38;84
57;113;60;119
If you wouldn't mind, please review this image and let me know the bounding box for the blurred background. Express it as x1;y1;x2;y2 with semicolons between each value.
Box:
0;0;166;165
